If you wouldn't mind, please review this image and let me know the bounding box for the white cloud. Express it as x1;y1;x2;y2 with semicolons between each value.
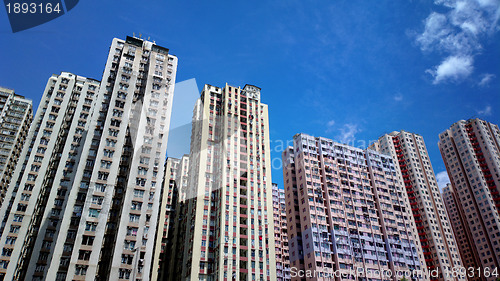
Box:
325;120;335;133
478;73;495;86
336;124;359;144
436;171;451;190
427;55;474;84
394;93;403;101
477;105;492;116
416;0;500;84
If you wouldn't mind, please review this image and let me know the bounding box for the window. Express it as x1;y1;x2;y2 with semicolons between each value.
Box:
95;183;106;192
85;222;98;232
121;254;134;265
134;189;144;198
105;139;117;147
81;235;94;246
97;172;109;180
129;214;140;222
139;157;150;164
100;160;112;169
75;265;88;276
91;196;104;205
78;250;91;260
119;269;131;279
13;215;23;222
9;225;20;234
102;150;114;159
124;240;135;250
131;201;142;210
88;209;100;218
126;227;138;236
136;178;146;187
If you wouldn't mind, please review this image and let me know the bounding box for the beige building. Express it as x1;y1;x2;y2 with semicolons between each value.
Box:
371;131;463;281
284;133;427;281
0;35;177;281
441;184;482;281
0;87;32;208
171;84;276;281
272;183;290;281
438;118;500;277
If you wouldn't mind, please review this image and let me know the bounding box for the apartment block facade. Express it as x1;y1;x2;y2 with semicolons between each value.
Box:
0;72;101;280
0;35;177;281
152;155;189;281
0;87;32;207
173;84;276;281
438;119;500;276
441;184;483;281
283;133;427;281
273;183;291;281
371;131;463;280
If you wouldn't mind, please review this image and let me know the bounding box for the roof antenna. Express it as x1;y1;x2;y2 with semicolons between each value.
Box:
139;33;142;39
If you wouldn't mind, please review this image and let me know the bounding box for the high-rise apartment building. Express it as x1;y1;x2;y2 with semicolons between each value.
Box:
272;183;290;281
0;87;32;207
152;155;189;281
283;133;426;281
371;131;463;280
0;72;101;280
438;119;500;274
0;35;177;281
162;154;191;281
441;184;482;281
173;84;276;281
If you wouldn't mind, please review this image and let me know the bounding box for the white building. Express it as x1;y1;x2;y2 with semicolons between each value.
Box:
0;87;32;207
0;35;177;281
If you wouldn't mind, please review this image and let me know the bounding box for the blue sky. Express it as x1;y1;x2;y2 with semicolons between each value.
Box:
1;0;499;189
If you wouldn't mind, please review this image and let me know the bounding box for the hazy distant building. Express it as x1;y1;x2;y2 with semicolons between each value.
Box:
272;183;290;281
371;131;463;280
172;84;276;281
283;133;427;281
439;118;500;276
0;35;177;281
0;87;32;207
